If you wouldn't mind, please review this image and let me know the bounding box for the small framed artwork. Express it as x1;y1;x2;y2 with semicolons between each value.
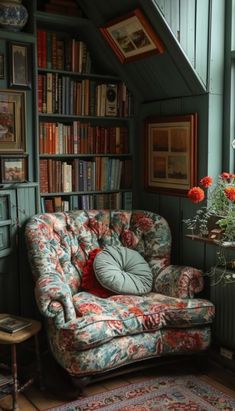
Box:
0;155;27;183
100;8;165;63
8;41;31;89
145;114;198;196
0;54;4;79
0;90;26;153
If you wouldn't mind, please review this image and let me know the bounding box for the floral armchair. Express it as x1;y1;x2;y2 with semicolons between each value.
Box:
25;209;214;380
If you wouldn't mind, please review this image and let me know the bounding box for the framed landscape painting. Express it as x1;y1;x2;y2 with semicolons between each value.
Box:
145;114;197;196
1;155;27;183
0;90;26;153
100;8;165;63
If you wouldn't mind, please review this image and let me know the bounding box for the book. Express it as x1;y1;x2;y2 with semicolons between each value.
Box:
0;315;31;334
0;373;13;388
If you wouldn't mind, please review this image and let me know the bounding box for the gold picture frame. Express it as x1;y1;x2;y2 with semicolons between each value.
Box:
8;41;32;89
0;155;27;183
145;114;198;196
100;8;165;63
0;90;26;153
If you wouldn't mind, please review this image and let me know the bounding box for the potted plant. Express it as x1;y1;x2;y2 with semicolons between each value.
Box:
184;172;235;283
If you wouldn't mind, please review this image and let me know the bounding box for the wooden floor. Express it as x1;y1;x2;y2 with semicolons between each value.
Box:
0;361;234;411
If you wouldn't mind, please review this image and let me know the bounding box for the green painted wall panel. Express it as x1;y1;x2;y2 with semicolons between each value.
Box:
207;94;223;177
159;195;181;263
180;0;196;68
195;0;210;87
209;0;225;93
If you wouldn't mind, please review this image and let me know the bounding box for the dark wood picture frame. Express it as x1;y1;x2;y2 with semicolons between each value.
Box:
145;114;197;196
0;90;26;153
8;41;32;89
100;8;165;63
0;54;4;79
0;155;27;183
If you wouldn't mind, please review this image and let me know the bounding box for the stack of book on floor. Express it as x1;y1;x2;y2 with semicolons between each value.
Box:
0;372;13;399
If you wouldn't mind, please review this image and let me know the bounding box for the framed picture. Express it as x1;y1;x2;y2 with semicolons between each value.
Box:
0;90;26;153
0;155;27;183
100;8;165;63
0;54;4;79
8;41;31;89
145;114;197;196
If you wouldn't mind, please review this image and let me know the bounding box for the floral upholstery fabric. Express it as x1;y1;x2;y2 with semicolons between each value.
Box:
25;209;214;377
49;326;211;375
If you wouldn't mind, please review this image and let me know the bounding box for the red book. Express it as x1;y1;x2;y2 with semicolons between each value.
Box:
44;199;54;213
37;30;43;68
51;32;57;70
39;160;49;193
37;74;43;113
41;30;47;69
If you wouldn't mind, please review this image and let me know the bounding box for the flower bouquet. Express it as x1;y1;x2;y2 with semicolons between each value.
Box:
184;172;235;283
184;172;235;241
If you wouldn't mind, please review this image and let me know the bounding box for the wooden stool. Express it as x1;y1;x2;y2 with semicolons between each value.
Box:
0;314;43;411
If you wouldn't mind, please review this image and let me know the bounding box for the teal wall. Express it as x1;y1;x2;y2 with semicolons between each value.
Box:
133;0;225;273
70;0;226;272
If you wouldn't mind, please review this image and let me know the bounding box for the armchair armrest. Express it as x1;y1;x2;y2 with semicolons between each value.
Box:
35;273;76;324
153;265;204;298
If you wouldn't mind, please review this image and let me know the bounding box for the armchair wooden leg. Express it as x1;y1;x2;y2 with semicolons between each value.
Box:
11;344;19;411
34;334;44;391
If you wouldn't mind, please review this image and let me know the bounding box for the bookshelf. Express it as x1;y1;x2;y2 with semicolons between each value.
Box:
35;9;134;213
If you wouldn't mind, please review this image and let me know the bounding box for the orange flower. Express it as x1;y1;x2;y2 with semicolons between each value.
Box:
221;172;230;179
200;176;213;188
188;187;205;203
224;187;235;202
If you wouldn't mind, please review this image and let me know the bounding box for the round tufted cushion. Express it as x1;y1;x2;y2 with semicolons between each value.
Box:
93;245;153;295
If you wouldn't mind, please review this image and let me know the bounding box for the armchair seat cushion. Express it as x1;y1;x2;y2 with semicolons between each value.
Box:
56;291;215;350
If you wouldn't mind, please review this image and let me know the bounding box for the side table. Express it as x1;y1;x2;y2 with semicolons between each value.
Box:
0;314;43;411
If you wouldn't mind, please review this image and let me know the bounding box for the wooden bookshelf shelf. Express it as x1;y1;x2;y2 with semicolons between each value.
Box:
35;11;89;30
41;189;131;197
37;67;120;81
38;114;131;122
40;153;131;158
186;234;235;249
0;30;35;43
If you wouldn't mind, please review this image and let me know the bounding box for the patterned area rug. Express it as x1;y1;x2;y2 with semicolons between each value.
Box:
45;374;235;411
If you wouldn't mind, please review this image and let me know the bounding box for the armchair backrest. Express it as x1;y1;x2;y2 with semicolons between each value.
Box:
25;209;172;295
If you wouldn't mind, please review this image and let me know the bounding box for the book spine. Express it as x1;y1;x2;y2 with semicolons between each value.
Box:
39;159;49;193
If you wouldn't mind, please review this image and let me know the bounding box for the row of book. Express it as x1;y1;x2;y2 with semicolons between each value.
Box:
37;30;91;72
40;0;83;17
41;192;133;213
39;158;132;193
38;74;133;117
39;122;129;155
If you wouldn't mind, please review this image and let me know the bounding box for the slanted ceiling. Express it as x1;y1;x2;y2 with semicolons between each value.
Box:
78;0;207;103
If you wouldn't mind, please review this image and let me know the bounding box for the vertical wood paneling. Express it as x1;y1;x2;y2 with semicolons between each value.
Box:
16;184;39;317
155;0;209;87
207;94;223;177
208;0;225;94
179;0;196;67
0;255;18;314
159;196;181;263
154;0;165;16
195;0;210;86
155;0;180;38
210;277;235;349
